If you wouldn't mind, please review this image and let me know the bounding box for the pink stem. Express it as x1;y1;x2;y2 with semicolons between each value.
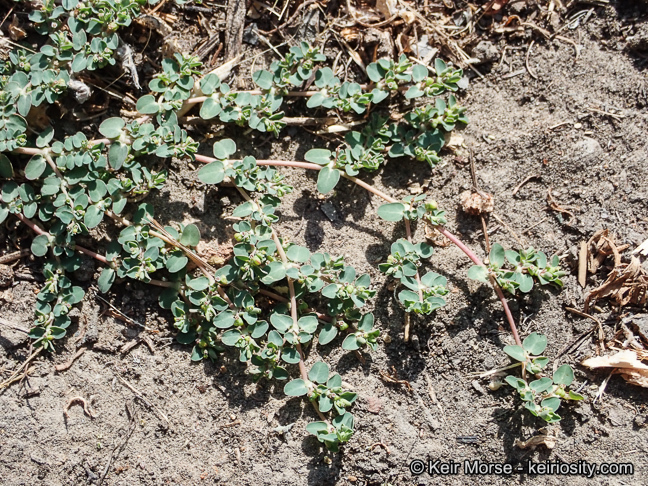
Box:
194;155;523;346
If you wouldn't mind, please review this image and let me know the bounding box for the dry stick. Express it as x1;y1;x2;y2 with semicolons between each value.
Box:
55;347;87;372
469;149;490;252
0;249;30;265
0;347;43;389
116;376;169;426
195;155;523;346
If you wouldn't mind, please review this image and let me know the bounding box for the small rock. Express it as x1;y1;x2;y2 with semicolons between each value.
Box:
320;202;338;222
220;196;231;207
472;40;499;64
366;396;383;414
408;183;422;195
574;137;601;157
0;327;29;347
411;334;420;351
472;380;486;395
242;23;259;46
608;407;628;427
0;264;13;288
508;0;527;15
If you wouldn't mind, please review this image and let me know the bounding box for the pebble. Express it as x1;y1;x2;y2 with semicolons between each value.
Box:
320;202;338;222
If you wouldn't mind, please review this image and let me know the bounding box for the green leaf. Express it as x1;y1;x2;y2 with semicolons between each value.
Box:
529;377;553;393
489;243;505;267
25;155;47;180
97;268;115;293
187;276;210;291
212;139;236;159
505;375;526;390
221;330;242;346
252;70;274;90
503;344;526;362
232;201;254;218
260;261;285;284
568;390;584;401
319;395;334;413
108;142;128;170
71;53;87;72
198;160;225;185
505;249;520;265
318;323;338;345
358;313;374;332
317;167;340;194
342;334;360;351
377;203;405;221
284;379;309;396
179;224;200;247
286;245;310;263
405;86;425;99
213;311;235;328
84;205;103;228
36;126;55;148
517;273;534;293
199;97;222;119
415;242;434;259
304;149;332;166
541;397;561;412
434;58;447;75
0;154;13;178
166;252;188;273
270;313;293;333
553;364;574;386
31;234;50;257
191;346;204;361
308;362;329;384
133;203;154;224
366;63;382;82
467;265;489;283
306;92;326;108
136;95;160;114
0;206;8;224
298;315;318;334
306;421;329;435
98;117;125;139
50;327;67;340
523;332;547;355
412;64;428;83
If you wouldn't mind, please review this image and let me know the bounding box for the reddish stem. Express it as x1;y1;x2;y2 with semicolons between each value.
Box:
193;155;523;346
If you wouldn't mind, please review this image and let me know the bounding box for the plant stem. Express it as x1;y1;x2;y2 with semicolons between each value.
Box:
436;226;521;346
13;214;175;289
195;155;523;346
233;186;313;386
403;218;423;343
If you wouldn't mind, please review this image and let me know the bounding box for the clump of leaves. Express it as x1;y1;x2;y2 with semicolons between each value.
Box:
503;333;584;423
468;243;566;295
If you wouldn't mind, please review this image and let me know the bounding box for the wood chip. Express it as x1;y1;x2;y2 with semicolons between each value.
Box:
578;241;588;288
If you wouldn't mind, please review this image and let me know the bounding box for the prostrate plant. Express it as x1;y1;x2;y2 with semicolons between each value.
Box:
1;1;577;447
501;333;584;423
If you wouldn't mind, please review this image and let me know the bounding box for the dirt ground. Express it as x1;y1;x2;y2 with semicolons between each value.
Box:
1;1;648;485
